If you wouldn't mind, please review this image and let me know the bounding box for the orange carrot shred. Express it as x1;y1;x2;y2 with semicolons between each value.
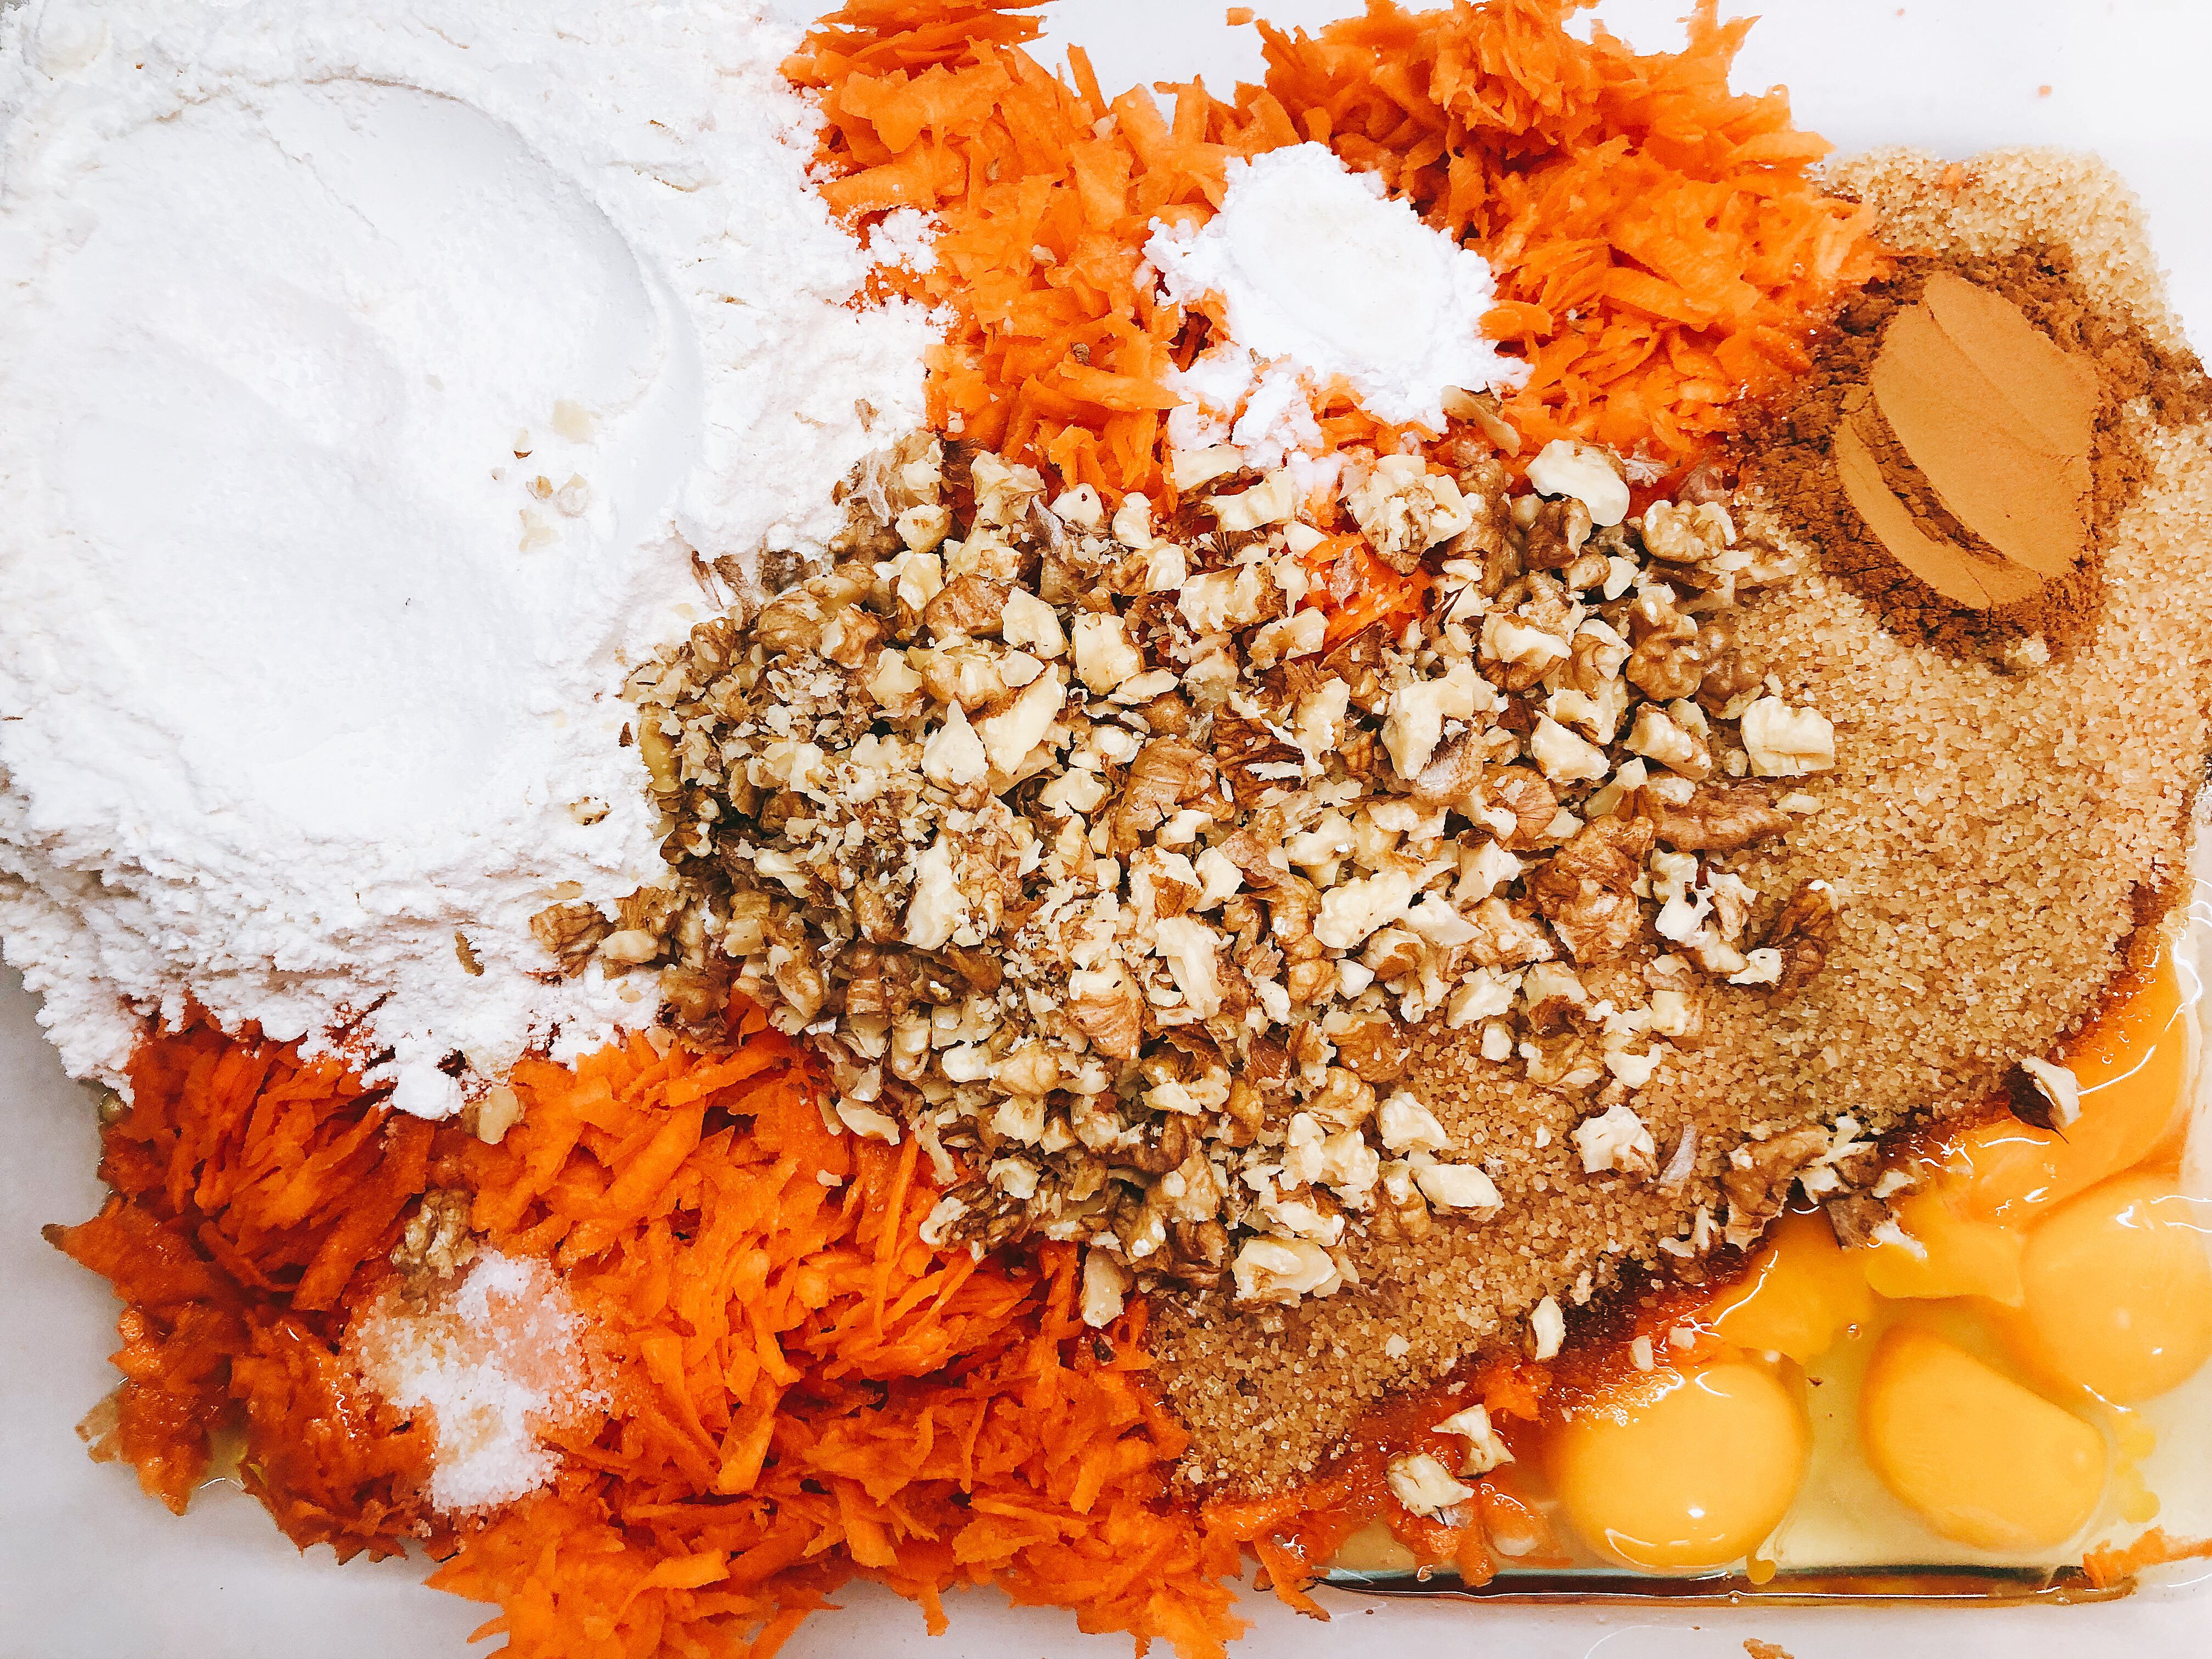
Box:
795;0;1879;509
57;1006;1246;1657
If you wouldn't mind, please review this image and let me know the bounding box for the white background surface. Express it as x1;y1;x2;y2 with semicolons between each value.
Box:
5;2;2211;1656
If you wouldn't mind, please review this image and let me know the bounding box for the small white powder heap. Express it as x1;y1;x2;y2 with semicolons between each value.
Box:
0;0;930;1113
352;1251;597;1514
1148;142;1526;448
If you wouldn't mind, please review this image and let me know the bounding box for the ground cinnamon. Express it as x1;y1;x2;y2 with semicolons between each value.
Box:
1743;248;2210;657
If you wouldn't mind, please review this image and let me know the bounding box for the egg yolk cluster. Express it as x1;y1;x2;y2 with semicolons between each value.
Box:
1534;948;2207;1575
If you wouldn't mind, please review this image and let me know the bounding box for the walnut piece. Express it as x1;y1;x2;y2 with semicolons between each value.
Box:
1740;696;1837;777
392;1189;477;1283
1347;455;1475;572
1068;963;1144;1061
1722;1125;1830;1220
1759;878;1843;995
1638;783;1792;852
1530;817;1652;965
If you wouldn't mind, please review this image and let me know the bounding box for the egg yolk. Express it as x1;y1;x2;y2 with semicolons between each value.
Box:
2005;1172;2212;1404
1709;1210;1874;1362
1550;1361;1808;1573
1860;1327;2107;1550
1950;949;2193;1224
1857;1189;2025;1306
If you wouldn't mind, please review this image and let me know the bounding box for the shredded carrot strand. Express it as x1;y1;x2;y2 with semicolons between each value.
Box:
2081;1527;2212;1590
789;0;1882;508
54;1009;1244;1657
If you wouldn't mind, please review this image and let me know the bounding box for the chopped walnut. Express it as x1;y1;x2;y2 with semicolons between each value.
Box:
1434;1403;1515;1476
1108;738;1216;856
1824;1194;1893;1250
1573;1102;1657;1176
1759;878;1843;995
1530;817;1651;965
1484;766;1558;850
1232;1234;1344;1304
1387;1451;1476;1518
392;1189;477;1283
1482;612;1570;692
1526;439;1628;527
1722;1125;1831;1221
531;900;611;977
2015;1054;2084;1129
1529;1294;1566;1360
1637;783;1792;852
1080;1249;1132;1327
1624;703;1711;780
1415;1162;1503;1213
1519;495;1595;571
559;427;1815;1293
1740;696;1837;777
1068;963;1145;1061
923;573;1010;640
1347;455;1475;572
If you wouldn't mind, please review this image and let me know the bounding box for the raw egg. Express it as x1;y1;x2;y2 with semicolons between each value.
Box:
1550;1361;1808;1573
1860;1326;2106;1550
2007;1173;2212;1403
1709;1210;1874;1362
1950;949;2193;1224
1857;1189;2025;1306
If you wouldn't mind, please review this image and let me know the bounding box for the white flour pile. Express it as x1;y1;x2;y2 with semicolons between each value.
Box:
1148;143;1525;462
0;0;929;1114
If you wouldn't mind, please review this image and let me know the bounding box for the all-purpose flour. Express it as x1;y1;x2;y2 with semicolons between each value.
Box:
0;0;930;1113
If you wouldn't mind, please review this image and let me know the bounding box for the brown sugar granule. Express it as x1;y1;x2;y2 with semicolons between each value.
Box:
1149;151;2212;1493
1743;245;2210;658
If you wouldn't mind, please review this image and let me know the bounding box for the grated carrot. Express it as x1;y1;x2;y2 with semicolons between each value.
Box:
2081;1527;2212;1590
788;1;1333;506
1252;0;1884;454
53;1006;1244;1657
438;1007;1247;1656
49;1022;444;1556
791;0;1881;507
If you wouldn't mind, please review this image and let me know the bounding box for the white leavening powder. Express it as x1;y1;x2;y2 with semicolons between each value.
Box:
352;1250;599;1513
1148;142;1525;437
0;0;930;1113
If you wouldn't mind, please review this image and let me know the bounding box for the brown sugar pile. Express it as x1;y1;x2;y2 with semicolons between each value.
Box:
1152;150;2212;1491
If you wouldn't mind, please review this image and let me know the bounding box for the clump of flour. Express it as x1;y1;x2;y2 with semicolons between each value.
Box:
0;0;931;1112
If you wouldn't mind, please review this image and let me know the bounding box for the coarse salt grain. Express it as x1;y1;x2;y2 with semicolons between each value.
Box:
351;1251;599;1513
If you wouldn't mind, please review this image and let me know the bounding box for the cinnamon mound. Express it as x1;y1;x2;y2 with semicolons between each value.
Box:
1748;236;2210;656
1840;270;2099;607
1153;150;2212;1490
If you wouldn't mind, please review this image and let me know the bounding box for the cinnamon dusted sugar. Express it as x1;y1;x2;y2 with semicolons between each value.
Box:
1831;149;2192;353
1745;247;2209;656
1153;153;2212;1491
